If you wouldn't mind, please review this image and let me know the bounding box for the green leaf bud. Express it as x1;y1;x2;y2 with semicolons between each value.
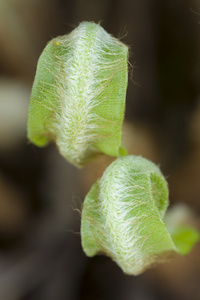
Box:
170;225;199;255
27;22;128;167
81;155;199;275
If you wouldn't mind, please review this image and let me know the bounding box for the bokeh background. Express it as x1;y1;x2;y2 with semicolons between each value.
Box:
0;0;200;299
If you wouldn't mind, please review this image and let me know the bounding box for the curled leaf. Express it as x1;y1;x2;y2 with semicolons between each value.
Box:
81;155;177;275
81;156;199;275
27;22;128;167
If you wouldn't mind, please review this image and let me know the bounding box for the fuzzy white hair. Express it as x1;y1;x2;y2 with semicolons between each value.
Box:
81;155;176;275
28;22;128;167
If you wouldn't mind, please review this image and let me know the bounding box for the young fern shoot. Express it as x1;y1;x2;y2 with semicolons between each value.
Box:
27;22;128;167
81;155;199;275
27;22;199;276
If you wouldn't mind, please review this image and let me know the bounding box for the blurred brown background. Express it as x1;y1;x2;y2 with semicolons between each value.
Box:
0;0;200;299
